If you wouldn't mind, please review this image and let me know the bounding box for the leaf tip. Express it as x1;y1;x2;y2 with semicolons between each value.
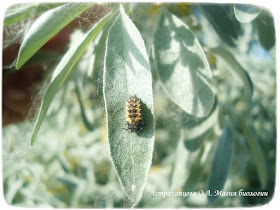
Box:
15;49;26;70
30;133;36;147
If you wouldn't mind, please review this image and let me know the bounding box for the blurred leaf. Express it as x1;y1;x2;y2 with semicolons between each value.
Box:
4;3;64;26
210;47;253;97
182;98;218;150
16;3;94;69
103;6;154;204
74;79;94;131
20;187;64;207
30;12;112;146
207;122;233;204
243;126;267;189
199;4;242;47
5;177;24;203
56;176;78;190
256;9;275;50
169;133;200;190
233;4;260;23
154;11;215;117
221;104;268;189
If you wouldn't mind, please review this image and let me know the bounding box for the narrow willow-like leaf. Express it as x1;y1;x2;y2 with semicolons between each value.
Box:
210;47;253;97
221;104;268;189
199;5;241;47
256;9;275;50
103;6;154;203
91;15;117;99
233;4;260;23
74;79;94;131
154;11;215;117
208;123;233;204
243;126;267;189
16;3;94;69
182;98;218;150
4;3;64;27
30;12;111;146
169;132;200;190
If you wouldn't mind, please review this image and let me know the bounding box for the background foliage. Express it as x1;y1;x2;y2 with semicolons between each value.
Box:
2;2;276;208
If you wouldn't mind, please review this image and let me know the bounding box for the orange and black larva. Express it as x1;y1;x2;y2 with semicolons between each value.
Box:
125;96;145;132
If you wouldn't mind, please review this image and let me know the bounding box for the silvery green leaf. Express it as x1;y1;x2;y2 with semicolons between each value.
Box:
154;11;215;117
103;6;154;204
182;98;218;150
169;133;200;190
4;3;64;26
16;3;94;69
244;126;267;189
207;123;234;204
234;4;260;23
210;47;253;97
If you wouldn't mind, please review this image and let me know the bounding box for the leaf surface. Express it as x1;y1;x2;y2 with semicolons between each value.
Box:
154;11;215;117
103;6;154;203
233;4;260;23
16;3;94;69
182;98;218;150
208;123;234;204
256;9;275;50
211;47;253;97
169;133;200;190
4;3;64;26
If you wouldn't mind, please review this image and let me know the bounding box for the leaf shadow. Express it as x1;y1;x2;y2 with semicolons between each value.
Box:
135;99;154;139
118;19;150;76
157;59;179;82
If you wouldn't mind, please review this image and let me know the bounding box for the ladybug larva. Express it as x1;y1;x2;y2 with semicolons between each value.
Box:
125;96;145;132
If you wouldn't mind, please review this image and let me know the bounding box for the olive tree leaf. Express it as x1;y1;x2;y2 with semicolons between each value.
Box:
154;11;215;118
16;2;94;69
210;47;253;97
103;6;154;204
4;3;64;27
256;9;275;50
207;122;234;204
233;4;260;23
30;12;112;146
199;4;242;47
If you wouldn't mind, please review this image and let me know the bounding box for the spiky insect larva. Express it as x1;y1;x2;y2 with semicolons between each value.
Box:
125;96;145;132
